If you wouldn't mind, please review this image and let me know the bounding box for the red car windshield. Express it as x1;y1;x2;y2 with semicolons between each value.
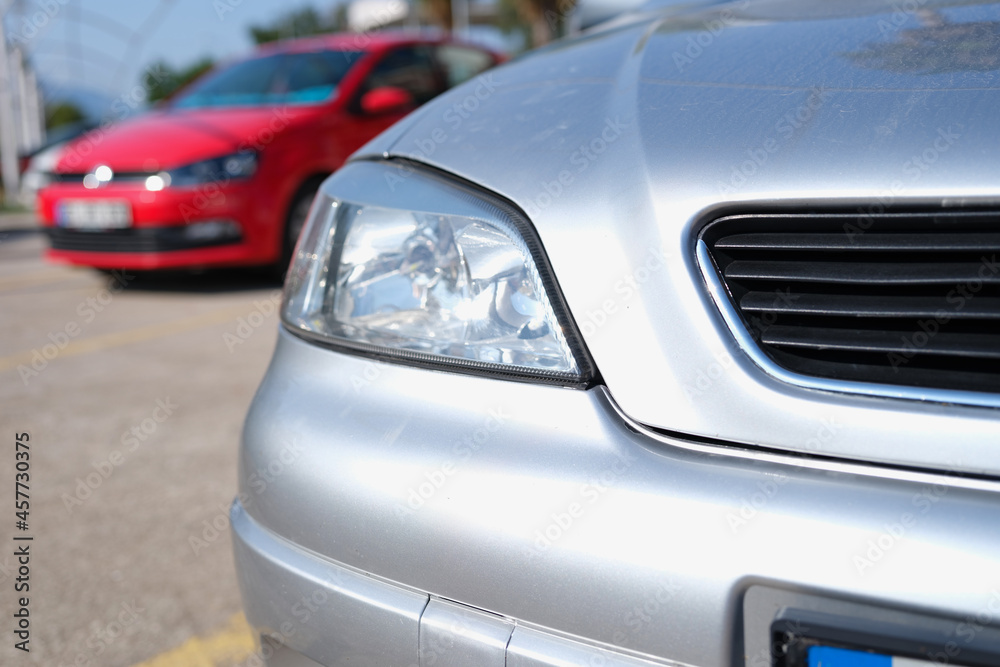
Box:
174;50;364;108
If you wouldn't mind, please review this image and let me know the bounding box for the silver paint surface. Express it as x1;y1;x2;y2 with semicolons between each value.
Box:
238;330;1000;667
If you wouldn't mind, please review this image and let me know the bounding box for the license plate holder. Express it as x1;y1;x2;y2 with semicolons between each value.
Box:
771;608;999;667
56;200;132;230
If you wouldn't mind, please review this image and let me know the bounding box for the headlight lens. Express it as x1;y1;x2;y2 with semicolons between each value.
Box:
282;160;591;386
166;151;257;186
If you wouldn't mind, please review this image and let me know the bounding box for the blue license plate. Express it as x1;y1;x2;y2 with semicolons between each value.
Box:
809;646;933;666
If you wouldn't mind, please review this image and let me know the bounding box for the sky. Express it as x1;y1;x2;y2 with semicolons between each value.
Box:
4;0;354;113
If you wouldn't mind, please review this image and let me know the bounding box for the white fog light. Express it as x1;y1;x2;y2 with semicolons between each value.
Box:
145;172;171;191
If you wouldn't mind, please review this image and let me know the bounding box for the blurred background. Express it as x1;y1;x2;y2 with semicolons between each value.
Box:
0;0;618;209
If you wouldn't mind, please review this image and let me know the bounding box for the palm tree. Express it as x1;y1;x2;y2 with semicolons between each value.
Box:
498;0;576;49
420;0;453;31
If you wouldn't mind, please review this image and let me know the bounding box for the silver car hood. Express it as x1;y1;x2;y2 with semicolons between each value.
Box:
353;0;1000;475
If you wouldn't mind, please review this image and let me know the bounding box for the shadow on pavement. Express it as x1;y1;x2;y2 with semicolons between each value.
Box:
115;268;284;294
0;228;42;243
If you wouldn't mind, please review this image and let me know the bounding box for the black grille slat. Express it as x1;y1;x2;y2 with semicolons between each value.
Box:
725;260;1000;285
51;171;154;183
740;293;1000;319
703;212;1000;395
716;232;1000;252
761;326;1000;360
767;350;1000;395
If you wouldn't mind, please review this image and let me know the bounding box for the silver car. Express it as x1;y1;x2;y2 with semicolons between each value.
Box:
232;1;1000;666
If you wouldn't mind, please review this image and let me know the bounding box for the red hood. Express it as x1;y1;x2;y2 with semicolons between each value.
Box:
55;105;319;173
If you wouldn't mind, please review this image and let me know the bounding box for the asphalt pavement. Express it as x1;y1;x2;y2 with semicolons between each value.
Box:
0;213;280;666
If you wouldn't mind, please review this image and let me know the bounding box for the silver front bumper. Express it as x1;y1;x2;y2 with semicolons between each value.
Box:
232;500;679;667
233;328;1000;667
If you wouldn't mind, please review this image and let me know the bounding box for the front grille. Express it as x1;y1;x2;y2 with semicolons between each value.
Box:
48;226;240;253
701;212;1000;395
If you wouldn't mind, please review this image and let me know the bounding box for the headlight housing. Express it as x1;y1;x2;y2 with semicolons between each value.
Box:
166;151;258;187
282;160;593;387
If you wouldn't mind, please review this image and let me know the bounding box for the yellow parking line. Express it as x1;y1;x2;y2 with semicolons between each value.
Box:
132;612;257;667
0;303;255;373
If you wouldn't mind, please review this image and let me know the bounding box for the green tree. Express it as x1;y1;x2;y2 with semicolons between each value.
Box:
249;7;334;45
143;57;215;104
497;0;576;49
419;0;453;31
331;3;350;31
45;102;86;130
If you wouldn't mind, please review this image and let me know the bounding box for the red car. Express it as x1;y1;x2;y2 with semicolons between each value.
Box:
38;34;500;271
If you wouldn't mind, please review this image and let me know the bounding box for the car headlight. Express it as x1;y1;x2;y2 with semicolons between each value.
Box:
282;160;593;387
166;151;257;187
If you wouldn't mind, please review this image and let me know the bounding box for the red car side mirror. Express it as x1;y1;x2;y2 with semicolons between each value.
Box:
360;86;414;115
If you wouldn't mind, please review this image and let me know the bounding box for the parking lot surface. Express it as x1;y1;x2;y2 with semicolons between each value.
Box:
0;213;279;666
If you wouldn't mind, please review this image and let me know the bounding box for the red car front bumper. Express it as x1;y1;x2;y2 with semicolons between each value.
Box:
38;180;281;270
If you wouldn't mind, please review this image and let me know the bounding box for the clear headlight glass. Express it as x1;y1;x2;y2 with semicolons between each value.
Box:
282;160;590;386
